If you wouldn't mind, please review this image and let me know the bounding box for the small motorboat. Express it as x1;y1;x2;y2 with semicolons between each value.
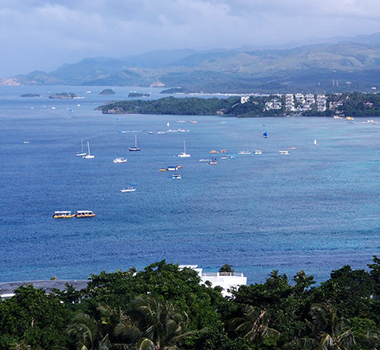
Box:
120;187;136;193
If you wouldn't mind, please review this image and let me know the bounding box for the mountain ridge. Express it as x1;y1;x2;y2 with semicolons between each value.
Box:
7;32;380;93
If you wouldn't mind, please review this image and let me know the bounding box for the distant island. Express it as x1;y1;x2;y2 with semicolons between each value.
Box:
128;92;150;98
98;92;380;117
20;93;40;98
160;87;186;94
98;96;236;116
100;89;115;95
49;92;77;99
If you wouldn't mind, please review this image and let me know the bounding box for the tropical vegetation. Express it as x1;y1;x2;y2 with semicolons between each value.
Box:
99;92;380;118
2;259;380;349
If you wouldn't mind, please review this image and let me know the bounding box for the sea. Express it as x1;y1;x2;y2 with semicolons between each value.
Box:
1;85;380;285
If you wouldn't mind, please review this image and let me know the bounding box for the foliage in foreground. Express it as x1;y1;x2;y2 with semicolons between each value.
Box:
2;259;380;349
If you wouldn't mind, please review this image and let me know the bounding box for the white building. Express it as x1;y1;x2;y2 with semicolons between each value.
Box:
179;265;247;296
295;93;305;104
305;94;315;105
285;94;295;112
316;94;327;112
241;96;250;104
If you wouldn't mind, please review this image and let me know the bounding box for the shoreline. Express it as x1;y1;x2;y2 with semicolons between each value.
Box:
0;280;88;298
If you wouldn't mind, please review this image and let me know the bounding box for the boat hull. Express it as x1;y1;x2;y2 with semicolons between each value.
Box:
53;214;75;219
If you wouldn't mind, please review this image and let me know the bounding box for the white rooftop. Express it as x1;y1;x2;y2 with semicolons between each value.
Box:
179;265;247;296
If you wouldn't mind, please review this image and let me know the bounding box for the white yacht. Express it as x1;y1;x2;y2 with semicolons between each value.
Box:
129;135;141;151
83;141;95;159
178;140;190;158
76;138;87;157
113;157;127;164
120;187;136;193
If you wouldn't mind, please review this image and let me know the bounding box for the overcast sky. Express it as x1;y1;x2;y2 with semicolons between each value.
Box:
1;0;380;78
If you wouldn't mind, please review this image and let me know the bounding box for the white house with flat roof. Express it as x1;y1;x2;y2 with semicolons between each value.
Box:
179;265;247;296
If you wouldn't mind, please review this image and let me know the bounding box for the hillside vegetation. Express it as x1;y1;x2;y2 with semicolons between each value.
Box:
99;92;380;117
8;34;380;93
2;259;380;349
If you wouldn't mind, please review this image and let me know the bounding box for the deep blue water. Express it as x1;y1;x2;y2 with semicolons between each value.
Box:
1;85;380;284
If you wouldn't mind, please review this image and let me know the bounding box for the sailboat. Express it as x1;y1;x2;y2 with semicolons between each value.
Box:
76;138;87;157
83;141;95;159
314;139;317;146
178;140;190;158
263;132;268;138
129;135;141;151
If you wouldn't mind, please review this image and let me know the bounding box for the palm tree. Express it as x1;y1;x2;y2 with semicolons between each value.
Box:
128;295;190;350
285;303;355;350
309;303;355;350
67;311;111;350
228;305;280;345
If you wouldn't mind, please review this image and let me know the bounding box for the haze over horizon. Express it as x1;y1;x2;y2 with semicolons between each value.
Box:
2;0;380;79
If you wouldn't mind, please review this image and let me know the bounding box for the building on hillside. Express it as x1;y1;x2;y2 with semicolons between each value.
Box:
295;93;305;104
305;94;315;105
316;94;327;112
179;265;247;296
285;94;295;112
241;96;250;104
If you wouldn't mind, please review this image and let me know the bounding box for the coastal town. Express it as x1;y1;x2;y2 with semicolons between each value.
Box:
100;91;380;117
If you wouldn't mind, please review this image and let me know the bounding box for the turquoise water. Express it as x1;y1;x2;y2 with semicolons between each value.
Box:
1;86;380;284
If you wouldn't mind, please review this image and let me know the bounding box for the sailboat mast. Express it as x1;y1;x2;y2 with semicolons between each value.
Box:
87;141;91;155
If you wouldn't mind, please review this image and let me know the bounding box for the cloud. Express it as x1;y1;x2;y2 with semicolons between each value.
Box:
1;0;380;77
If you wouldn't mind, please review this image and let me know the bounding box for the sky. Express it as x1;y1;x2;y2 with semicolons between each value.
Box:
1;0;380;78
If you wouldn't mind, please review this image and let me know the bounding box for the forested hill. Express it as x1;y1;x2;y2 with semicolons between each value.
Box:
98;92;380;117
2;259;380;349
8;32;380;93
98;96;240;116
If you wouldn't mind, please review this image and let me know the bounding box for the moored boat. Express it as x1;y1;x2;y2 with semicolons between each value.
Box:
53;211;75;219
178;140;190;158
113;157;127;164
83;141;95;159
76;138;87;157
129;135;141;151
75;210;96;218
120;187;136;193
167;165;181;171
